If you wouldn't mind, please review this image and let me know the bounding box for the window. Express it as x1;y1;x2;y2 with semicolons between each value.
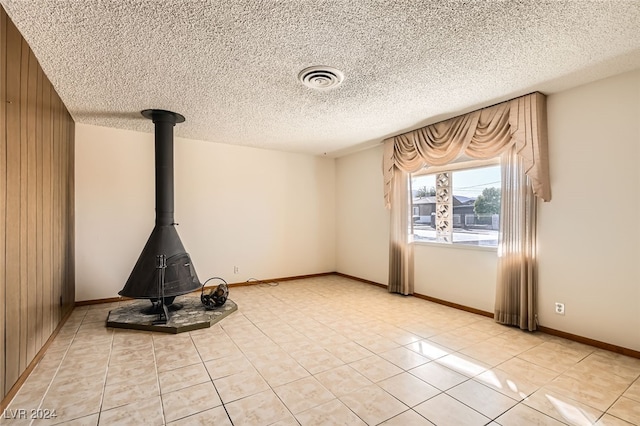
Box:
411;163;501;247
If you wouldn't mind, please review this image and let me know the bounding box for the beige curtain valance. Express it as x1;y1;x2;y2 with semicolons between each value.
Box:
383;92;550;207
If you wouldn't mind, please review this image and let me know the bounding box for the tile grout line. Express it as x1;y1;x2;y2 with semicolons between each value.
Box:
241;286;427;425
442;342;557;424
210;280;639;424
188;328;235;425
151;333;168;426
222;314;306;423
95;318;115;426
224;288;373;424
12;277;640;425
242;284;435;423
30;309;86;426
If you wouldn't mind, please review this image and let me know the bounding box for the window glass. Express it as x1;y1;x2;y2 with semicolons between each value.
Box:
411;165;501;247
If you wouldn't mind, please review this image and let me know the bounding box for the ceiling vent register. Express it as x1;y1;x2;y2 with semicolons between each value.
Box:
298;66;344;90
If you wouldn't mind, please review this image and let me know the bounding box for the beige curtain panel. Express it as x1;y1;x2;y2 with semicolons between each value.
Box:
384;92;550;209
495;147;539;331
382;92;549;329
388;167;414;296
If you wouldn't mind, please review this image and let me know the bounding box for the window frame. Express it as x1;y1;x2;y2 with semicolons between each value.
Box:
410;157;501;251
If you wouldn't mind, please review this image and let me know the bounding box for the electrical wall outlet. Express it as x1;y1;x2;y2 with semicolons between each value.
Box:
233;266;239;274
555;302;565;315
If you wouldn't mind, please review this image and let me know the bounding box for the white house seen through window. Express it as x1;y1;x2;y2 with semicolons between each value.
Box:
411;164;501;247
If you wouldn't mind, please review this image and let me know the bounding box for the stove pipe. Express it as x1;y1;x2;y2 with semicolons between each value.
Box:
118;109;201;300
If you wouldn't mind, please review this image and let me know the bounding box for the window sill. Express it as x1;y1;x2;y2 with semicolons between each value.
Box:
411;240;498;253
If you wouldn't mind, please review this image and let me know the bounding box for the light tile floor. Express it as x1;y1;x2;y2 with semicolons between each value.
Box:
3;275;640;425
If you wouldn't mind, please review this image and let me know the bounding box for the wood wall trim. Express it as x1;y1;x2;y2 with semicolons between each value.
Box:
411;292;494;318
0;7;7;399
1;6;75;399
226;272;335;288
5;13;23;394
73;272;640;361
74;273;337;305
0;307;73;412
537;326;640;359
74;296;132;307
334;272;388;289
19;35;29;374
338;272;640;360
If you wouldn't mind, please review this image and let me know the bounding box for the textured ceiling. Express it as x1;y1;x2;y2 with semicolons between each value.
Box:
2;1;639;156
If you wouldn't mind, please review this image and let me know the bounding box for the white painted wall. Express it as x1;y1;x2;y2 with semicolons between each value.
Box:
334;147;498;311
413;245;497;313
335;146;390;283
76;69;639;351
538;70;640;351
335;70;640;351
75;124;335;301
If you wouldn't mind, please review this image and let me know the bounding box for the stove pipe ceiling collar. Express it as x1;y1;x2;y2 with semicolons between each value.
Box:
141;109;185;227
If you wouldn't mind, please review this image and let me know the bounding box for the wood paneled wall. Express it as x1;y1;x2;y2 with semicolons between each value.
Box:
1;7;75;399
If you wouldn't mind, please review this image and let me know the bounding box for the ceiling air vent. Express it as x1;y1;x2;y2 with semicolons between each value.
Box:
298;66;344;90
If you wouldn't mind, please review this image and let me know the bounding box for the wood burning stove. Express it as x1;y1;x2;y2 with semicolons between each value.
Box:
118;110;201;304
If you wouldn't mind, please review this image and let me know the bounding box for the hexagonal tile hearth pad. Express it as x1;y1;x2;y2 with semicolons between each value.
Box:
106;297;237;333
